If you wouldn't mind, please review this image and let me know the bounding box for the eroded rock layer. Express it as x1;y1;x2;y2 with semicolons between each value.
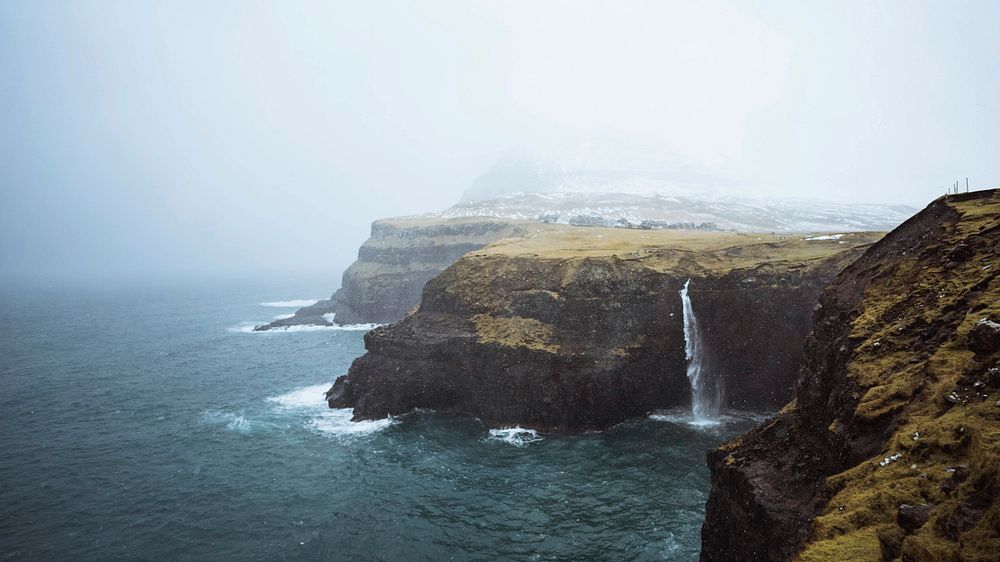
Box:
701;189;1000;561
257;218;527;329
328;227;880;430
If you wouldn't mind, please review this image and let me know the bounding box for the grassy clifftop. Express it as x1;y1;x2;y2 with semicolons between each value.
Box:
798;192;1000;561
475;226;881;268
436;226;883;328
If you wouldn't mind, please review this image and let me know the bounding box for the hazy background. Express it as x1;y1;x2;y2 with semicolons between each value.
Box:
2;0;998;283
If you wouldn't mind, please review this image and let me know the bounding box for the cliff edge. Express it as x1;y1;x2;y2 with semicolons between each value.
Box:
701;189;1000;561
328;226;880;430
256;217;527;329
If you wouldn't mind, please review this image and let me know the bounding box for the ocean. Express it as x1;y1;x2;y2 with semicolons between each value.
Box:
0;278;763;561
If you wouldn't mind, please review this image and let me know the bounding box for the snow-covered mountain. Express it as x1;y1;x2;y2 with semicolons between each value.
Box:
447;153;916;232
443;191;915;232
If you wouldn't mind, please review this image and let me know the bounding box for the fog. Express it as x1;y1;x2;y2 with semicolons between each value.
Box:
2;1;998;282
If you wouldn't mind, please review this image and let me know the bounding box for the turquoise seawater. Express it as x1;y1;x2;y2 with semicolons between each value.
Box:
0;279;762;561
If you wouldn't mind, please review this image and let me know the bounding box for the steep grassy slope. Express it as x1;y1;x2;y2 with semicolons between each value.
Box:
701;189;1000;561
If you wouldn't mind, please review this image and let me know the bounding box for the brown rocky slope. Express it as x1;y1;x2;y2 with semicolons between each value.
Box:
327;226;881;430
700;189;1000;561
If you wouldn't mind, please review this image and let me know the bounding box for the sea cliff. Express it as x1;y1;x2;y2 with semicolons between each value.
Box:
328;227;881;430
700;189;1000;561
257;217;527;329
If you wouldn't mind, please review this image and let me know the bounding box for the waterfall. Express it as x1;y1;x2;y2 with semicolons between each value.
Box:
679;279;721;421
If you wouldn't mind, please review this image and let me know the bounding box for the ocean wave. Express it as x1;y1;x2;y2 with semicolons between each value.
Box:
266;383;331;409
201;410;269;434
486;426;543;447
308;408;395;436
272;313;294;320
260;299;319;308
332;322;380;331
228;322;381;334
268;384;396;436
264;323;380;333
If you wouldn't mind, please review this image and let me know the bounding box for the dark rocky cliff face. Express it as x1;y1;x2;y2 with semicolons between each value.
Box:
701;189;1000;561
327;228;880;430
256;218;527;329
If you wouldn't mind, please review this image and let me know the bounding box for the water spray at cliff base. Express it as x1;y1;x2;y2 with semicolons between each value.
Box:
678;278;723;426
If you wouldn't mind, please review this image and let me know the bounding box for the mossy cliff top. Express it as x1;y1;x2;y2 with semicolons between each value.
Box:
475;226;880;270
425;227;883;327
701;189;1000;561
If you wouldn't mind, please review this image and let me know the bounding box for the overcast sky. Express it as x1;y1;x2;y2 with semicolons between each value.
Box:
2;1;998;281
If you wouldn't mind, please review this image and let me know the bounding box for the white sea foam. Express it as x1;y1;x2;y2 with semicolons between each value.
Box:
272;313;294;320
334;322;381;331
260;299;319;308
804;234;845;241
228;322;381;334
486;427;543;447
308;408;395;436
266;323;380;333
661;532;683;558
649;413;723;428
649;409;771;429
267;383;331;409
201;410;259;433
268;383;375;436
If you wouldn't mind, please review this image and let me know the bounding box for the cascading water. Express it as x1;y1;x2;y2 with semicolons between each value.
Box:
679;279;721;421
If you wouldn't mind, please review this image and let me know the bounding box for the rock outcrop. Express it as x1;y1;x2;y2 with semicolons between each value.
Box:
256;217;527;329
328;227;881;430
701;189;1000;561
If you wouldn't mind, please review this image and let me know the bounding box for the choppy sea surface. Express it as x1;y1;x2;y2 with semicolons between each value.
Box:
0;278;764;561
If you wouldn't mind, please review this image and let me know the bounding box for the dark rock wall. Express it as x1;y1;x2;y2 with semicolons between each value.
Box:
701;190;1000;561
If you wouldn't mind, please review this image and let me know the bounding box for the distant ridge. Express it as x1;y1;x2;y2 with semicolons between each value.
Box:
450;153;916;233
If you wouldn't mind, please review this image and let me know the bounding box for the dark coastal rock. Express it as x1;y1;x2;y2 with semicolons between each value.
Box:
255;217;528;330
255;298;338;331
330;227;880;430
897;503;933;533
940;465;971;494
945;481;995;540
969;317;1000;355
701;189;1000;561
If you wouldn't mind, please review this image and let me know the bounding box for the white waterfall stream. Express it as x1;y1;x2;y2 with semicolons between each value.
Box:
679;279;721;421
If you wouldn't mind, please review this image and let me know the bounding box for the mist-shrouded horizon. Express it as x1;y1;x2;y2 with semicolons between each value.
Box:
2;0;998;281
